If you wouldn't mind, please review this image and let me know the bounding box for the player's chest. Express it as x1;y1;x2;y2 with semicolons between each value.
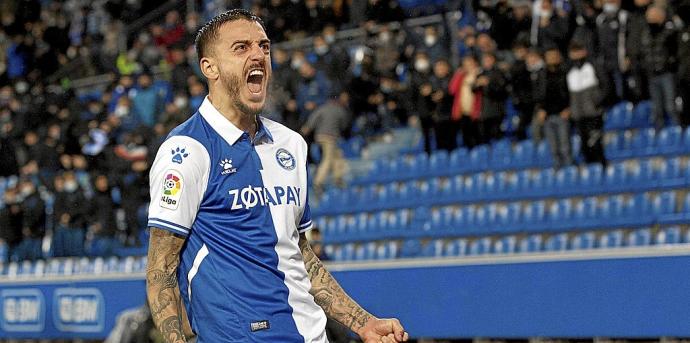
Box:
203;143;303;211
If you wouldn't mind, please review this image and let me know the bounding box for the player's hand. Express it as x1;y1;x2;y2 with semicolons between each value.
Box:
357;317;409;342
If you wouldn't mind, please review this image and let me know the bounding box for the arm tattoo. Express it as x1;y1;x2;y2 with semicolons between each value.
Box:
299;234;373;332
146;228;189;343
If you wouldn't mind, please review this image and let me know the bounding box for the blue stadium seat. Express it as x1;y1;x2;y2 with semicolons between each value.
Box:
604;162;629;192
105;256;121;273
655;226;682;245
512;140;535;169
657;126;683;155
631;101;652;128
627;228;652;247
422;239;445;258
523;201;547;231
573;197;599;228
598;230;625;248
605;130;628;160
468;237;492;255
629;159;656;190
605;102;631;130
549;198;573;231
536;141;553;167
443;238;468;257
683;126;690;153
493;236;517;254
18;260;34;276
408;152;429;178
631;128;656;156
374;242;398;260
515;170;531;193
6;262;18;278
500;202;522;233
400;239;423;258
519;234;543;253
532;168;555;196
490;139;512;170
545;233;569;251
579;164;604;192
653;191;677;216
437;177;454;202
469;145;490;171
454;206;476;236
555;166;579;194
658;157;685;188
429;150;449;176
571;232;597;250
449;147;470;173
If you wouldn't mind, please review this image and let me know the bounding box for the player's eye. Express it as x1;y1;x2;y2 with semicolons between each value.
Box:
260;43;270;53
234;44;247;52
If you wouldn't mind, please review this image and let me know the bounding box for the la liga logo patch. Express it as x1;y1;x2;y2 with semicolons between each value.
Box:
160;170;183;210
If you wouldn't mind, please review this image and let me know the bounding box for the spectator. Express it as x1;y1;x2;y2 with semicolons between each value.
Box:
509;41;537;140
449;55;482;148
596;0;633;102
119;160;150;247
566;42;607;166
428;59;455;151
473;52;508;144
641;6;679;129
131;72;165;127
536;0;570;52
526;49;547;141
365;0;405;24
301;92;352;193
14;178;44;261
0;187;23;260
51;172;86;257
311;34;351;93
87;174;117;256
679;0;690;127
296;62;332;120
420;25;449;62
536;48;572;168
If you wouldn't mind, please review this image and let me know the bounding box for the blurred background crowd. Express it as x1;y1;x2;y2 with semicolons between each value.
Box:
0;0;688;263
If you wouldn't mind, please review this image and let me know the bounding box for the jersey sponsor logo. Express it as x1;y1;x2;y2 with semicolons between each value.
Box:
219;158;237;175
171;147;189;164
275;148;296;170
250;320;270;332
160;170;183;210
228;185;301;210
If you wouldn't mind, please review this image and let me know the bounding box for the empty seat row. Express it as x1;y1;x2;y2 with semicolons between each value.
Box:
324;226;689;262
319;191;690;244
604;101;652;131
605;126;690;159
315;158;690;215
0;256;148;278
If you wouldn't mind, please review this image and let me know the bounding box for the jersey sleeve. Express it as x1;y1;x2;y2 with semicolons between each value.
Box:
297;137;313;233
147;135;210;237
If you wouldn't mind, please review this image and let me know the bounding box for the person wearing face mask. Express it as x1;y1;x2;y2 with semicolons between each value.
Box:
596;0;633;103
641;6;679;129
420;25;449;63
131;71;165;127
51;172;87;257
566;41;608;166
536;0;570;52
311;35;350;94
473;52;508;145
13;179;45;261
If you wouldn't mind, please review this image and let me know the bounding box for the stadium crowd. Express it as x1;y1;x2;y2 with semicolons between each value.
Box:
0;0;689;263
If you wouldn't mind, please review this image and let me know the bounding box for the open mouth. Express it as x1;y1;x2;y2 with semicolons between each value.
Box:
246;68;265;94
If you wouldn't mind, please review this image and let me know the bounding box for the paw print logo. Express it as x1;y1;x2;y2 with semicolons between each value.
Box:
219;158;237;175
171;147;189;164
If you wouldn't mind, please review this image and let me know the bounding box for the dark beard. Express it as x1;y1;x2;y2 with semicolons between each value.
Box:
220;71;264;117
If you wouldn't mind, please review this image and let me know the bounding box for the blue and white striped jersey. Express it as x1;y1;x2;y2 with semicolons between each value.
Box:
147;97;327;342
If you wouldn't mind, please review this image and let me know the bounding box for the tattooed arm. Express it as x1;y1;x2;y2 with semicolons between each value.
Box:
298;233;409;342
146;228;193;343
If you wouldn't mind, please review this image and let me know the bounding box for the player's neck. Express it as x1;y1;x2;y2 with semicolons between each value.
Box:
207;93;257;138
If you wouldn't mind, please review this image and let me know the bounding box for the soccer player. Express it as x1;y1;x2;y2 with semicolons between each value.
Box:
145;9;408;343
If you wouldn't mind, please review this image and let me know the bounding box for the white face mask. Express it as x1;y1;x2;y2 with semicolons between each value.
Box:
315;45;329;56
603;3;619;14
174;97;188;109
324;34;336;44
415;59;430;72
541;9;553;18
64;181;78;193
379;31;392;42
424;35;437;47
291;58;304;70
114;105;129;117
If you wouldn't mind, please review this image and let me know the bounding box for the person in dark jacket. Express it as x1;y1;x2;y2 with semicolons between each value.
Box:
14;179;45;261
596;0;633;102
52;172;86;257
641;6;679;129
509;42;536;140
536;48;572;168
473;52;508;145
679;0;690;127
567;42;608;166
0;187;24;259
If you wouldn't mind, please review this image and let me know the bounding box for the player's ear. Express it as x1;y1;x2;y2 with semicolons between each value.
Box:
200;56;219;80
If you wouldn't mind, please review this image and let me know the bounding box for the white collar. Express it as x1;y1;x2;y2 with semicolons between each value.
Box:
198;96;245;146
